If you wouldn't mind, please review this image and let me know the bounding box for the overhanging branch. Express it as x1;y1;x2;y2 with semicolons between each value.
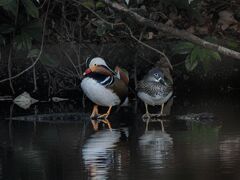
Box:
101;0;240;60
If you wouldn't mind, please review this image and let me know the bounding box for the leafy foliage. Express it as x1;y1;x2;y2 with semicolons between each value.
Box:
174;41;221;72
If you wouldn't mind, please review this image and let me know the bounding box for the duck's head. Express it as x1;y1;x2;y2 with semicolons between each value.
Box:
144;67;167;85
83;57;115;76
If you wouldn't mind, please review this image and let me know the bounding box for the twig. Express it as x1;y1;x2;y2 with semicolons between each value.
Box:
134;27;145;90
62;50;81;78
8;47;15;94
31;57;38;92
125;24;173;69
0;0;51;84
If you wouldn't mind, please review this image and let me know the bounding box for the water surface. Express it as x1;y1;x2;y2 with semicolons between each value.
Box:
0;93;240;180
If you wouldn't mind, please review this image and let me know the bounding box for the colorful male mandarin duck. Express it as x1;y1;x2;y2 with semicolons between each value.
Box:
137;67;173;118
81;57;128;122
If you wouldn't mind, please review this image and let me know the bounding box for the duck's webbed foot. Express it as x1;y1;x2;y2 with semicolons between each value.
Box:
90;105;100;119
97;106;112;119
142;113;151;119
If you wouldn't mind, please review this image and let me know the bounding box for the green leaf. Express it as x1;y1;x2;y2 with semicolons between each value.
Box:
185;46;201;71
173;41;194;55
185;55;198;71
190;46;200;61
27;48;40;58
96;1;105;8
40;53;59;67
0;24;15;34
21;20;42;41
15;32;32;50
225;39;239;49
96;24;107;36
21;0;39;18
1;0;18;16
81;0;95;9
194;48;221;72
209;51;221;61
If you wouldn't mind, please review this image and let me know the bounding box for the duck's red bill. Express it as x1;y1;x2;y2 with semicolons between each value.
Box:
83;68;91;76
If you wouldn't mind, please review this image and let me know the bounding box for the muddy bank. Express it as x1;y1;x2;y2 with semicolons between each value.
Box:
0;42;239;98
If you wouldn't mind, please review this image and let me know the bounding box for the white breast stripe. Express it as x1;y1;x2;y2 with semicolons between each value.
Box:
100;76;114;86
100;76;110;84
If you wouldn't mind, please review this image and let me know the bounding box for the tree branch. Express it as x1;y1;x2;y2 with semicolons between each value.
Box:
101;0;240;60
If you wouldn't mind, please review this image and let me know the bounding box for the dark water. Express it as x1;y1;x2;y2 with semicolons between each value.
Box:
0;93;240;180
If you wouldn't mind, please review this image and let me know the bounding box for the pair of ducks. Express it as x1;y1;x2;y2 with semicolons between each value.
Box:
81;57;173;128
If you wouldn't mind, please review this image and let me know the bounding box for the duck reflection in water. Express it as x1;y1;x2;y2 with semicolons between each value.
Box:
139;117;173;169
90;118;112;131
82;129;128;180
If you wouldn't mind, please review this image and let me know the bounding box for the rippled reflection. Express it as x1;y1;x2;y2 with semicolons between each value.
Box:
139;118;173;169
220;135;240;168
82;129;124;179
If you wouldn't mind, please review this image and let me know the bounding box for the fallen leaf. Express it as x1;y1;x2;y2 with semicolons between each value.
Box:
13;92;38;109
218;10;238;31
52;97;69;102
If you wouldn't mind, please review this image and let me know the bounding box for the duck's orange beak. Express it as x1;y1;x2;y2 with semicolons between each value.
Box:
83;66;98;76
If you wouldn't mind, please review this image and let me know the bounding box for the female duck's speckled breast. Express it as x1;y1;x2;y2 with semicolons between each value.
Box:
137;80;173;106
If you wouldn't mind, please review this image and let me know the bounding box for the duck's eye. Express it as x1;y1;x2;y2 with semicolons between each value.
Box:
154;73;158;77
94;64;97;66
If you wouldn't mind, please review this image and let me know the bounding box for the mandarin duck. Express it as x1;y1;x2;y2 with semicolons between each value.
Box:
137;67;173;118
81;57;128;128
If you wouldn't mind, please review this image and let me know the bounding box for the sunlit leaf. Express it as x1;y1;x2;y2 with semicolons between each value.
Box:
173;41;194;55
21;0;39;18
